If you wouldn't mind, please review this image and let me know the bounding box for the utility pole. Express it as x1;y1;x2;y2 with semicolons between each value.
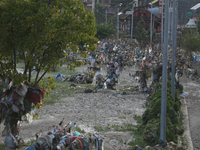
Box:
103;6;109;24
168;0;172;44
117;6;119;40
171;0;177;99
106;7;108;24
160;0;169;144
115;3;122;40
130;0;136;41
150;2;153;48
161;0;164;51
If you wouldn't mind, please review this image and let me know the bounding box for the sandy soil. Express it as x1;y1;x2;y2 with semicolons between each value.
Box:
0;65;149;150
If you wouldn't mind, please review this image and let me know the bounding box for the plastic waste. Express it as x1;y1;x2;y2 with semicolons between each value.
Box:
73;131;81;136
4;133;17;148
181;93;187;98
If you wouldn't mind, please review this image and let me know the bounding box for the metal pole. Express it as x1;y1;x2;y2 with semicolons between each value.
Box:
160;0;169;143
196;10;198;33
131;2;134;41
171;0;177;99
150;3;153;47
117;7;119;40
161;0;164;51
106;8;107;24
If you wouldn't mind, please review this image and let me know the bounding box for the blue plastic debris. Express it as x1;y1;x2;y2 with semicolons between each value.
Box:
181;93;187;98
152;133;156;138
137;49;140;54
194;55;196;64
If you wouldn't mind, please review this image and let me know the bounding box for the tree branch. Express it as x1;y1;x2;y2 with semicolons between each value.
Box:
28;68;31;83
24;61;29;75
37;69;48;83
35;68;41;84
13;47;16;71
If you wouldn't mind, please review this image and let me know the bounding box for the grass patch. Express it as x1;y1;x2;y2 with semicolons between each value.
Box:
123;111;132;115
16;62;25;69
112;123;135;132
94;126;104;132
74;126;85;133
119;116;126;119
0;143;5;149
104;125;111;131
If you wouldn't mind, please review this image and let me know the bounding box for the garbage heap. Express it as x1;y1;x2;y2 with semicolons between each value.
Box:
25;121;104;150
0;79;45;150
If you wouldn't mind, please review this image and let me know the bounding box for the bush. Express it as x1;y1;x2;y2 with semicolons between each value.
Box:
131;74;184;147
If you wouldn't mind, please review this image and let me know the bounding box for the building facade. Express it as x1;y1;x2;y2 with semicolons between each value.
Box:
177;0;200;25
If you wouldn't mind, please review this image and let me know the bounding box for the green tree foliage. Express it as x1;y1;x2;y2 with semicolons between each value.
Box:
135;18;156;51
184;30;200;53
0;0;98;85
95;24;116;39
94;2;106;24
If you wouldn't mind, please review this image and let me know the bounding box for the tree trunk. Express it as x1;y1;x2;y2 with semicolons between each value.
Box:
13;47;17;71
24;61;29;75
35;68;41;84
28;68;31;83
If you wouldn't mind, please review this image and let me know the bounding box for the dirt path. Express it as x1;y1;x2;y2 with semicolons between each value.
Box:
181;76;200;150
0;65;149;150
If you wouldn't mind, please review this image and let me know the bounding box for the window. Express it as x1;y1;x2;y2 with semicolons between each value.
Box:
99;0;102;3
105;0;108;3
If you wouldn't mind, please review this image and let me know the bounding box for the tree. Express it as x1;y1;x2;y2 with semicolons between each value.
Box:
0;0;97;144
184;30;200;53
94;2;106;24
95;24;116;39
135;18;156;51
0;0;97;84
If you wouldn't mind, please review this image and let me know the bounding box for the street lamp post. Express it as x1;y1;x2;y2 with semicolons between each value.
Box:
117;7;120;40
130;0;136;41
104;6;109;24
171;0;177;99
150;2;153;48
106;7;108;24
161;0;164;51
160;0;169;144
115;3;122;40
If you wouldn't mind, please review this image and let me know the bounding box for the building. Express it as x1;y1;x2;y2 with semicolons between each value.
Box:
80;0;111;12
177;0;200;25
119;8;160;35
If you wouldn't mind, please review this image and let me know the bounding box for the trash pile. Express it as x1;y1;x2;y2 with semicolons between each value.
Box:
0;79;45;149
25;120;104;150
56;74;66;82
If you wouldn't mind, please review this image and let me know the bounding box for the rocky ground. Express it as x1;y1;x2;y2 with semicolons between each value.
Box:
0;65;149;150
0;65;196;150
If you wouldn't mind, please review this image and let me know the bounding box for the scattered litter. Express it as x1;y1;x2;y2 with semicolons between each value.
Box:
181;93;187;98
56;74;66;81
24;120;104;150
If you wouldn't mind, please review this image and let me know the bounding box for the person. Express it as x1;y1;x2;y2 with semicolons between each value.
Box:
90;55;95;69
114;62;120;82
